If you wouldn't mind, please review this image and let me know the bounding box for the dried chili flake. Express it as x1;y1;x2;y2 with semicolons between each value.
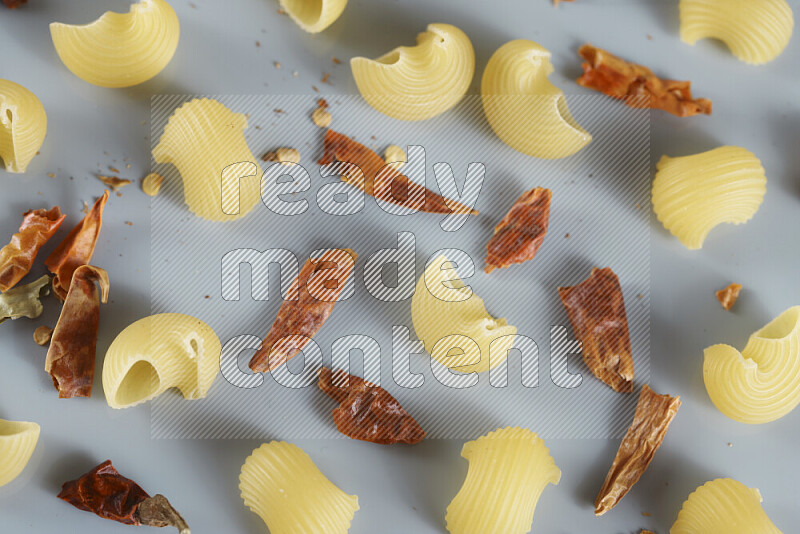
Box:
319;129;478;215
45;190;108;299
558;267;634;393
249;249;357;373
577;44;711;117
485;188;551;274
58;460;190;533
595;385;681;515
2;0;27;8
716;283;742;311
0;207;65;292
97;175;132;191
318;368;426;445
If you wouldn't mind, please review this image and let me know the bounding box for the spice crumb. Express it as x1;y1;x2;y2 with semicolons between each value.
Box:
321;72;331;84
565;233;571;239
274;61;282;69
332;56;342;64
47;173;56;178
125;221;133;226
312;85;320;92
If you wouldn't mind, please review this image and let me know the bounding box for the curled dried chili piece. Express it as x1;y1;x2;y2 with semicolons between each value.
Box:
0;275;50;324
595;385;681;515
716;282;742;311
249;249;357;373
318;129;478;215
318;367;426;445
45;265;109;398
485;187;551;274
558;267;634;393
577;44;712;117
45;190;109;299
58;460;190;533
0;207;65;292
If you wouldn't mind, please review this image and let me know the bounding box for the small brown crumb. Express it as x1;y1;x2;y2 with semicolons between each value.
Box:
47;173;56;178
109;166;120;174
332;56;342;64
204;295;210;299
277;7;286;15
312;85;320;92
274;61;282;69
637;293;644;300
565;233;571;239
142;173;164;196
321;73;331;84
727;442;733;447
116;192;123;198
316;98;329;109
647;34;653;40
312;108;332;128
273;108;285;114
33;326;53;346
716;283;742;311
263;148;300;165
97;175;132;191
641;512;652;517
256;41;261;48
188;2;196;8
125;221;134;226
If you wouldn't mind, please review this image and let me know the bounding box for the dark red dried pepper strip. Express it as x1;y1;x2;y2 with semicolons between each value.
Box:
318;367;426;445
0;206;65;292
485;187;551;273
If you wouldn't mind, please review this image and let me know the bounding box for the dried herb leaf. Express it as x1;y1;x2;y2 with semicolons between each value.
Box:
0;207;65;292
0;275;50;324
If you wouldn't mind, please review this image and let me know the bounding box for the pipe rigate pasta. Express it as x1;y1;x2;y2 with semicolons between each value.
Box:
704;306;800;424
152;98;262;222
102;313;221;409
279;0;348;33
482;40;592;159
680;0;794;65
652;146;766;250
50;0;180;88
446;427;560;534
0;418;40;487
0;80;47;173
239;442;359;534
351;23;475;121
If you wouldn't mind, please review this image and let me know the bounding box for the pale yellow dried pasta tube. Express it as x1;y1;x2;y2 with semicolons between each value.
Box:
482;40;591;159
446;427;560;534
0;80;47;174
411;254;516;374
671;478;782;533
50;0;179;88
704;306;800;424
351;24;475;121
240;442;359;533
680;0;794;65
102;313;221;409
153;98;262;222
279;0;348;33
0;418;40;487
652;146;766;250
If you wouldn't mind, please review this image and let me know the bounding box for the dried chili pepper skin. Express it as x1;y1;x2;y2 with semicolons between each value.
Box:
0;206;65;292
318;368;426;445
485;188;552;273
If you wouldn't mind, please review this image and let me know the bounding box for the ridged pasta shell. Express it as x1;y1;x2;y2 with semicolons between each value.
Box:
680;0;794;65
351;23;475;121
50;0;180;88
704;306;800;424
0;419;40;487
239;442;359;533
0;79;47;174
652;146;766;250
102;313;221;409
279;0;348;33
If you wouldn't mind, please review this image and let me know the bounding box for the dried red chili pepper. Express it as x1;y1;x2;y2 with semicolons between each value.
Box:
45;265;109;398
577;44;712;117
2;0;27;8
0;206;65;292
318;129;478;215
558;267;634;393
318;367;426;445
249;249;357;373
45;190;109;299
485;187;551;274
58;460;190;533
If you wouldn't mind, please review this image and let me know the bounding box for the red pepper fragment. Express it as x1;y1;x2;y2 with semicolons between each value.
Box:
485;187;551;273
0;207;65;292
318;367;426;445
2;0;27;7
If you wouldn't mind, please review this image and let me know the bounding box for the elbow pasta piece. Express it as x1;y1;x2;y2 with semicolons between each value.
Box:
102;313;221;409
152;98;262;222
0;418;40;487
446;427;560;534
240;442;359;534
351;24;475;121
482;40;591;159
704;306;800;424
652;146;766;250
50;0;179;88
679;0;794;65
411;254;517;374
279;0;348;33
671;478;782;534
0;79;47;173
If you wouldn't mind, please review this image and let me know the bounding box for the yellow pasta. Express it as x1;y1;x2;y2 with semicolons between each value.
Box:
351;24;475;121
680;0;794;65
704;306;800;424
239;442;359;534
102;313;221;409
482;40;591;159
152;98;262;222
652;146;766;250
50;0;180;88
671;478;782;534
0;418;40;487
279;0;348;33
411;254;516;374
0;80;47;174
446;427;561;534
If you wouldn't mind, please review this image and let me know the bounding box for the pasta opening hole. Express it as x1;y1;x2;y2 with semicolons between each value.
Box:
376;51;401;65
116;360;161;406
283;0;323;26
757;308;800;340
